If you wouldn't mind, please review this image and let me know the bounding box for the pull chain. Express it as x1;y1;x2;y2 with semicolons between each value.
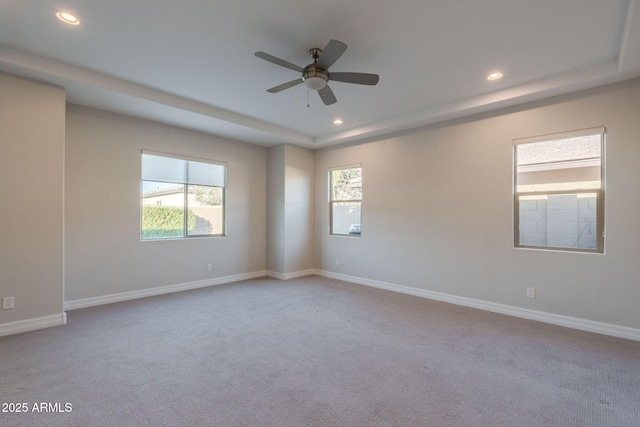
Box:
307;87;310;108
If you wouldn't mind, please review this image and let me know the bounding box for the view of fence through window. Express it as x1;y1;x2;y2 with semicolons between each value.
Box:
514;128;604;252
141;152;226;239
330;166;362;236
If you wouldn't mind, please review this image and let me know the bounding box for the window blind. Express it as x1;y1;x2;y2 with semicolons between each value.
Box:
141;151;226;187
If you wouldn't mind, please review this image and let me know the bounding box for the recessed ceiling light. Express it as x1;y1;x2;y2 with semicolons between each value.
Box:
487;72;503;81
56;12;80;25
333;119;343;125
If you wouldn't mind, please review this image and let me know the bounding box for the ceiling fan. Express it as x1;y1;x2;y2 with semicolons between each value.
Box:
255;39;379;106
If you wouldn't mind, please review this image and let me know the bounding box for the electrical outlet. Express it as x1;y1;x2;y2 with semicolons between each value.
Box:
3;297;14;310
526;287;536;298
207;263;213;272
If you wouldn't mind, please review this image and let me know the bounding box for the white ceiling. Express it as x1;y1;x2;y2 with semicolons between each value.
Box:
1;0;639;149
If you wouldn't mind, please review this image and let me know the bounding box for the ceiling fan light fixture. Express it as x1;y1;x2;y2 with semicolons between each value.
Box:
304;76;327;90
56;12;80;25
302;65;329;90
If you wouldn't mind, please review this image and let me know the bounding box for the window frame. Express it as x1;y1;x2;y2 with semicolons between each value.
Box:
141;150;227;240
329;164;363;237
513;127;605;253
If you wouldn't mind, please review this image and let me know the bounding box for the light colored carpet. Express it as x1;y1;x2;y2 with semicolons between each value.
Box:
1;276;639;426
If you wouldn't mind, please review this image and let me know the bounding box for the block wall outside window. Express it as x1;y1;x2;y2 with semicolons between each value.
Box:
519;194;597;250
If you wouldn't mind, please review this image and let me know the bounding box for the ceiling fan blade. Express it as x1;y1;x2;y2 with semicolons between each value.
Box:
267;79;303;93
329;72;379;85
318;85;337;105
255;51;304;73
316;40;347;70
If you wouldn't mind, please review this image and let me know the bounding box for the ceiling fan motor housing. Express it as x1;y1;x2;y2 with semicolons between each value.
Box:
302;64;329;90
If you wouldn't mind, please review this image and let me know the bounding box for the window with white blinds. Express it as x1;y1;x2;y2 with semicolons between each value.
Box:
141;151;226;239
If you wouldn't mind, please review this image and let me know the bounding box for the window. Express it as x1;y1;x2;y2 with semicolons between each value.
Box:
513;127;604;252
141;151;226;239
330;166;362;236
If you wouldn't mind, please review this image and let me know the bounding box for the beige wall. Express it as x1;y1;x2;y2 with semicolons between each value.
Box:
314;80;640;330
0;73;65;328
267;144;314;277
267;145;286;274
283;145;314;274
64;105;267;301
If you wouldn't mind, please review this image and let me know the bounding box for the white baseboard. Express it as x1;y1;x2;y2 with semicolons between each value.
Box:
52;268;640;342
266;269;316;281
316;270;640;342
64;271;267;311
0;312;67;337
